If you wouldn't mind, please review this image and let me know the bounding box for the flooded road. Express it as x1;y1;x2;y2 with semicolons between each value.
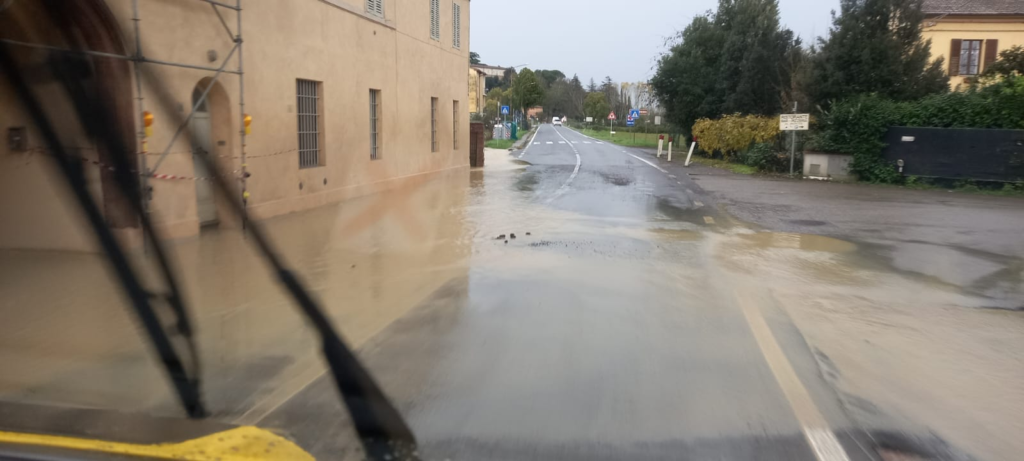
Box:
2;125;1022;460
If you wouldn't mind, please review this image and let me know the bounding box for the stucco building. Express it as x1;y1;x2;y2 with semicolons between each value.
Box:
922;0;1024;88
0;0;471;252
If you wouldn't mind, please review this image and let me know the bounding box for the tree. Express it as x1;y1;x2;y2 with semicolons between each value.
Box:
587;78;598;93
568;75;586;119
584;92;611;121
808;0;948;107
470;52;481;65
983;45;1024;78
651;0;798;132
510;68;545;113
535;69;567;89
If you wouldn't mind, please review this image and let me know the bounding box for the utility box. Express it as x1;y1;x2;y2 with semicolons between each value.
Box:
804;152;854;181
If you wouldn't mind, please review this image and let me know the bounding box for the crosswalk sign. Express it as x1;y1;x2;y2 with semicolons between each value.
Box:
629;109;641;119
501;105;510;115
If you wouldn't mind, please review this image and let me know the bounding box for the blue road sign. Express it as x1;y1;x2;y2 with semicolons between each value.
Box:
626;120;636;127
501;106;510;115
629;109;641;119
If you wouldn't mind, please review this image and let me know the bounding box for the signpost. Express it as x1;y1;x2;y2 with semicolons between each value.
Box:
629;109;641;119
608;111;617;135
654;116;662;126
780;112;810;175
639;109;649;116
501;105;510;136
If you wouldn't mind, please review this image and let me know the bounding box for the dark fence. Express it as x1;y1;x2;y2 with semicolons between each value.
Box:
882;127;1024;182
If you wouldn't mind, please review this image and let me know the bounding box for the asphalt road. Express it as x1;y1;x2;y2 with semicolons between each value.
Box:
3;124;1004;460
259;125;882;460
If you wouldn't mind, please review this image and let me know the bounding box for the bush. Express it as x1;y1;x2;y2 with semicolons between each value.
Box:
741;143;792;173
693;114;781;159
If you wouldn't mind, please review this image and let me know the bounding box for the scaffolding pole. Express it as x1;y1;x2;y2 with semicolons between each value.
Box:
236;0;248;229
131;0;149;253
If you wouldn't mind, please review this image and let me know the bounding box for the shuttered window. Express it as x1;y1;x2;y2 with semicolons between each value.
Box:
430;0;440;40
452;2;461;49
296;79;322;169
370;89;382;160
366;0;383;18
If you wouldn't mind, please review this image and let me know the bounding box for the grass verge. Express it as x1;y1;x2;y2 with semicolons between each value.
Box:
688;156;758;175
485;138;515;149
575;128;666;148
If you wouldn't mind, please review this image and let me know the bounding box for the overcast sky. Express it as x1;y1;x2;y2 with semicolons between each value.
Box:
470;0;839;84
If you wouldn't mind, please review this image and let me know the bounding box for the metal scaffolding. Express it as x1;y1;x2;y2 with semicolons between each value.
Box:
1;0;249;231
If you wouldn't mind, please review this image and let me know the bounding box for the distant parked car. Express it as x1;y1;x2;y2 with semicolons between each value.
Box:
552;117;562;126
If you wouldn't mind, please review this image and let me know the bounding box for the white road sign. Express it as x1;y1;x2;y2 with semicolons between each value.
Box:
780;114;810;131
586;117;594;122
654;116;662;126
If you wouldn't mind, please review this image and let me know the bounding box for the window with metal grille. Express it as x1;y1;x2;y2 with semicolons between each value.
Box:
431;97;439;152
452;100;459;150
959;40;982;76
430;0;440;40
452;3;461;49
296;79;322;169
366;0;383;18
370;89;382;160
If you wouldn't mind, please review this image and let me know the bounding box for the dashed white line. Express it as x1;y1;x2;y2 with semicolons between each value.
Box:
694;201;704;208
546;141;553;144
703;216;715;224
559;141;566;144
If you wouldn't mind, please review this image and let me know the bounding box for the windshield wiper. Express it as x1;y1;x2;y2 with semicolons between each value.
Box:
1;4;418;459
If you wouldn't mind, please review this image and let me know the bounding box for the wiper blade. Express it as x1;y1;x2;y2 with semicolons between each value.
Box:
2;2;419;458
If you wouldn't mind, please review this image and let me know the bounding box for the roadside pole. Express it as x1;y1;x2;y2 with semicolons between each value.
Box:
780;106;810;177
684;140;696;166
667;140;673;162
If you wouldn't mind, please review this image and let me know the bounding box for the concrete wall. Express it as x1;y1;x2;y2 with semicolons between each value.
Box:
923;15;1024;89
0;0;470;251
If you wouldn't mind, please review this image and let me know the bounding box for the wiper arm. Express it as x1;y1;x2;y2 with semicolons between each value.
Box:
0;46;206;418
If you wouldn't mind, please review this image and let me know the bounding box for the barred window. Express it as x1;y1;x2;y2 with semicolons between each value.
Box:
296;79;322;168
370;89;382;160
431;97;439;152
452;100;459;150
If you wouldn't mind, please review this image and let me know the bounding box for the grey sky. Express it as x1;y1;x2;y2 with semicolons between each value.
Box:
470;0;838;84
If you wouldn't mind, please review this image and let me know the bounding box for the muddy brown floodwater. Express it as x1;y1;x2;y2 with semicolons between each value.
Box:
1;143;1022;461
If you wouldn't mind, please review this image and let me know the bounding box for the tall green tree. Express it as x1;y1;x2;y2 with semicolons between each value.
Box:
535;69;567;89
584;92;611;121
470;52;481;65
808;0;948;107
651;0;797;132
510;68;545;113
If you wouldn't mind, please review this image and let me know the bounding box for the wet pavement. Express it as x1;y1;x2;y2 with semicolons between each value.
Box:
2;124;1023;460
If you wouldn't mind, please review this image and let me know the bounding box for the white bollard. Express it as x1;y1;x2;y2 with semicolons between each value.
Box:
667;142;673;162
657;139;664;158
685;141;697;167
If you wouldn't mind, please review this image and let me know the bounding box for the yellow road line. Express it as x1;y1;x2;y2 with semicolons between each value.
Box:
735;290;851;461
0;426;314;460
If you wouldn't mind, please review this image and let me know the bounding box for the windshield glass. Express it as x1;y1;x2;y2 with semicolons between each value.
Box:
2;1;1023;460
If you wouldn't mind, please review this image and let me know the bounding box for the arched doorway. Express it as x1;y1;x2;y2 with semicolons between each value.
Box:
190;78;233;227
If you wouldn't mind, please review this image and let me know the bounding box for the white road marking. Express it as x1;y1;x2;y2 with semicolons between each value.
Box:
735;290;853;461
547;127;583;204
546;141;553;144
703;216;715;225
559;141;566;144
596;142;604;144
584;141;591;144
694;201;704;208
625;153;668;173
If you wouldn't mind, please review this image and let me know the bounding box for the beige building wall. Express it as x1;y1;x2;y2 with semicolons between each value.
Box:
0;0;471;251
469;68;486;114
923;15;1024;89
